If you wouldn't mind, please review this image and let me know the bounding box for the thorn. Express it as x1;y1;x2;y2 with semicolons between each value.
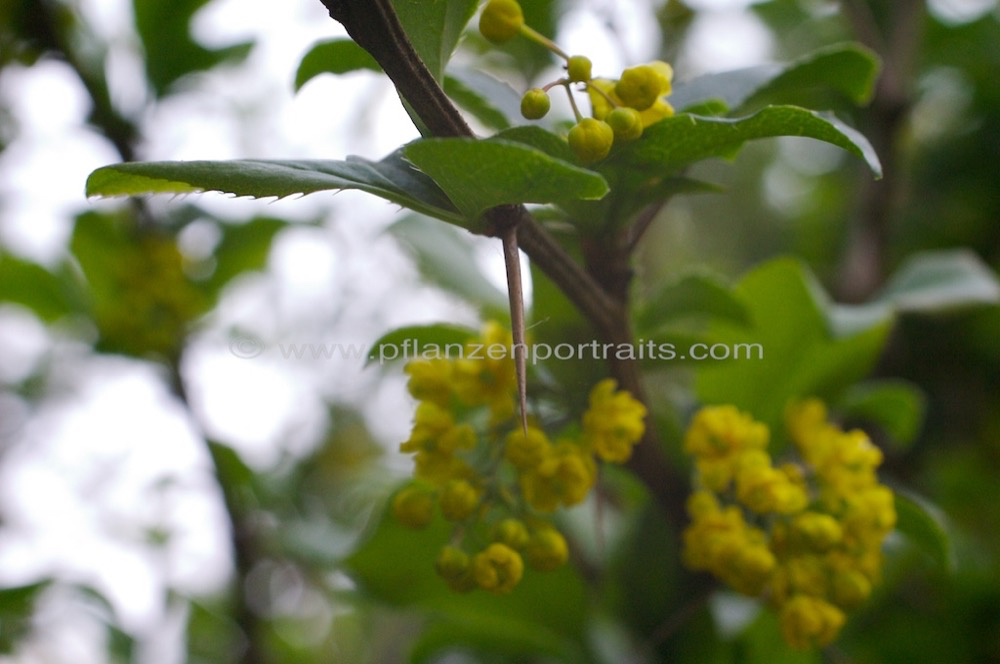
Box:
501;224;528;434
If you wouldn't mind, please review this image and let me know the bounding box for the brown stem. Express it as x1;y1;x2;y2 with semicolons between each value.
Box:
837;0;924;301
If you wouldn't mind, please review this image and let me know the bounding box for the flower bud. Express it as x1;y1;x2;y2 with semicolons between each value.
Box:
525;528;569;571
520;88;551;120
439;478;480;521
606;107;643;142
491;518;530;549
615;64;669;111
568;118;614;164
566;55;592;83
479;0;524;44
391;485;434;529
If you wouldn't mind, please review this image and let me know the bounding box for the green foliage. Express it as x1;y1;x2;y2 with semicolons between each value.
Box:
387;215;509;313
670;43;880;113
893;489;956;573
86;153;466;226
366;322;477;367
392;0;479;82
695;258;892;434
838;380;926;449
132;0;252;96
617;107;881;177
829;250;1000;335
0;581;50;653
346;499;589;662
294;38;381;90
404;137;609;219
0;252;84;322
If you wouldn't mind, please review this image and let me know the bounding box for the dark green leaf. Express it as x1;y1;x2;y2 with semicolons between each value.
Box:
695;258;891;435
387;215;508;313
838;380;926;448
86;151;465;227
495;125;578;163
618;106;882;177
366;322;477;367
404;137;609;220
393;0;479;82
132;0;253;96
894;489;956;573
294;39;381;91
670;43;880;113
0;253;83;322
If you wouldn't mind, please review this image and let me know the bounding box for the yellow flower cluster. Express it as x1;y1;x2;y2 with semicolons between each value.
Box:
587;62;675;129
392;322;646;593
96;234;204;359
682;401;896;650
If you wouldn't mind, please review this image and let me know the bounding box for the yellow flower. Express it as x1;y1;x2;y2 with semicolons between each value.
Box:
439;478;481;521
473;543;524;594
491;518;530;550
581;379;646;463
615;63;673;111
452;321;517;420
684;405;769;492
525;527;569;571
435;546;476;592
505;426;552;469
780;595;846;650
735;456;809;515
520;442;596;512
404;359;453;405
392;485;435;529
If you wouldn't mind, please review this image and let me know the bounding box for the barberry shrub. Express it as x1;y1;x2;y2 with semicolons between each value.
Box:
80;0;994;660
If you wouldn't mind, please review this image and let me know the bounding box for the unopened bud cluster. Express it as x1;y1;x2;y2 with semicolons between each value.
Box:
392;321;647;593
681;401;896;649
478;0;674;164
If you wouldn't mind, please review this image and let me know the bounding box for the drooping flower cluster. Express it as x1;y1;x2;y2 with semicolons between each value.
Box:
392;321;646;593
478;0;674;163
681;401;896;650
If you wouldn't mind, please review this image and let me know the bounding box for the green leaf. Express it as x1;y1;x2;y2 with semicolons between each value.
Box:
894;489;956;573
830;250;1000;335
635;270;749;333
132;0;253;97
695;258;891;435
618;106;882;177
837;380;926;448
345;496;587;661
393;0;479;82
0;580;51;653
404;137;609;220
86;151;465;227
444;68;520;131
202;217;288;300
0;253;83;322
366;322;477;367
670;43;880;113
387;215;508;313
294;39;381;91
878;250;1000;311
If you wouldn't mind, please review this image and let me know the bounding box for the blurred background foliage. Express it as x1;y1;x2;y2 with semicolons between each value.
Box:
1;0;999;662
